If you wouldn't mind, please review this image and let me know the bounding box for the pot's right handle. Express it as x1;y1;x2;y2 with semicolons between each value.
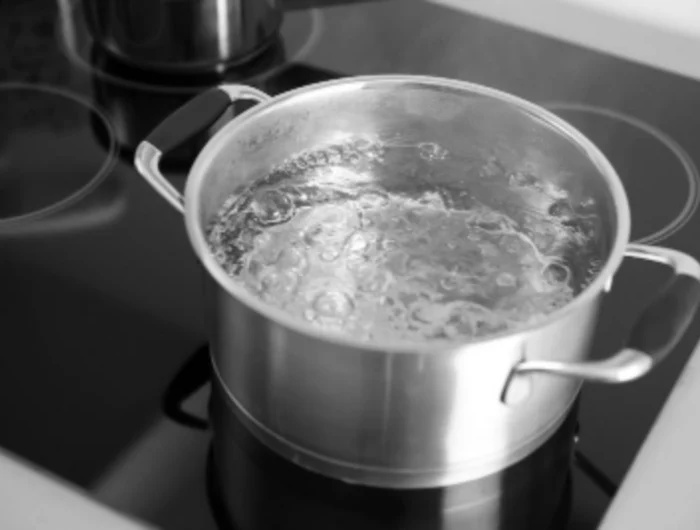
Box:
512;244;700;384
134;85;271;214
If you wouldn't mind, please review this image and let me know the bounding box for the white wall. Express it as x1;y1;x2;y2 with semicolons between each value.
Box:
429;0;700;80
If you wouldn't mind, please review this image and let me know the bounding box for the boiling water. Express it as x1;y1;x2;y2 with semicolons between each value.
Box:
207;138;604;343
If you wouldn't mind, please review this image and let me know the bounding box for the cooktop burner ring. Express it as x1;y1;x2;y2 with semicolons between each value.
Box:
542;102;700;245
55;1;325;94
0;81;118;229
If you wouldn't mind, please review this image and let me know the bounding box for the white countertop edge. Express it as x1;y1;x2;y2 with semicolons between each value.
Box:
0;447;154;530
428;0;700;82
598;339;700;529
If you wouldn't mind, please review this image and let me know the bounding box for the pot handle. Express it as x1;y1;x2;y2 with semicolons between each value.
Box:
134;85;272;214
163;344;211;430
512;244;700;384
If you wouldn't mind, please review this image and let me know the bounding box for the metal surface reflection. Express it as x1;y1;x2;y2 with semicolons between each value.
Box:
81;0;282;73
209;380;577;529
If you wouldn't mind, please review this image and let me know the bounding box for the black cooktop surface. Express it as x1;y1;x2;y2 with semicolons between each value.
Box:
2;1;700;529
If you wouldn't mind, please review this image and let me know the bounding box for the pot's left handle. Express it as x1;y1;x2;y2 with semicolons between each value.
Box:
134;85;271;214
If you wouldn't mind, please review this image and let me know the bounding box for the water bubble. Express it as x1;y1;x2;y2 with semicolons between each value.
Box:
259;270;299;299
501;234;529;255
305;151;326;169
353;138;374;152
447;260;478;276
358;190;390;210
416;234;431;246
386;252;409;275
326;146;342;165
467;230;481;242
359;213;375;229
439;275;460;292
389;303;407;320
277;246;307;271
339;143;361;165
585;258;604;284
346;231;378;255
312;150;329;167
543;261;570;285
313;290;355;319
477;220;502;231
246;258;264;278
508;171;538;188
320;245;343;262
479;243;499;258
443;324;459;339
417;191;446;209
251;189;295;226
358;269;393;294
418;142;449;161
532;231;557;253
254;231;272;246
496;273;517;287
450;302;507;337
409;299;447;326
303;215;350;247
407;256;434;275
378;237;397;252
253;233;282;265
402;209;421;226
456;282;481;298
367;148;384;162
579;197;596;211
548;200;575;220
480;156;507;179
295;156;309;170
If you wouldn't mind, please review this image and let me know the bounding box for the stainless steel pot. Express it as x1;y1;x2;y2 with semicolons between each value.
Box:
82;0;282;72
135;76;700;489
209;380;578;529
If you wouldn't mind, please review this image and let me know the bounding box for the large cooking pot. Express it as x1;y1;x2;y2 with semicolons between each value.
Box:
82;0;282;73
134;76;700;489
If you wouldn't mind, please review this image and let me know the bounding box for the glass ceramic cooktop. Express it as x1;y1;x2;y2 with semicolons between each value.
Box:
2;1;700;529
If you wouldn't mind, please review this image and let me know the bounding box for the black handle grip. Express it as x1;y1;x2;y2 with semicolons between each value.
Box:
627;274;700;362
146;87;232;154
162;344;212;430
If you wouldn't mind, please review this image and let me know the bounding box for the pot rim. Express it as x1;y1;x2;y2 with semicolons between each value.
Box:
184;74;631;355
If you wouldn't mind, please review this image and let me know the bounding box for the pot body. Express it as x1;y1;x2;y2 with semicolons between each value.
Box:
209;379;577;530
206;274;590;488
189;76;624;488
82;0;282;72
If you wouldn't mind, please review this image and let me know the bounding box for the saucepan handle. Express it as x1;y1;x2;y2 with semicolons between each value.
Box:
134;85;272;214
163;344;212;430
512;244;700;384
